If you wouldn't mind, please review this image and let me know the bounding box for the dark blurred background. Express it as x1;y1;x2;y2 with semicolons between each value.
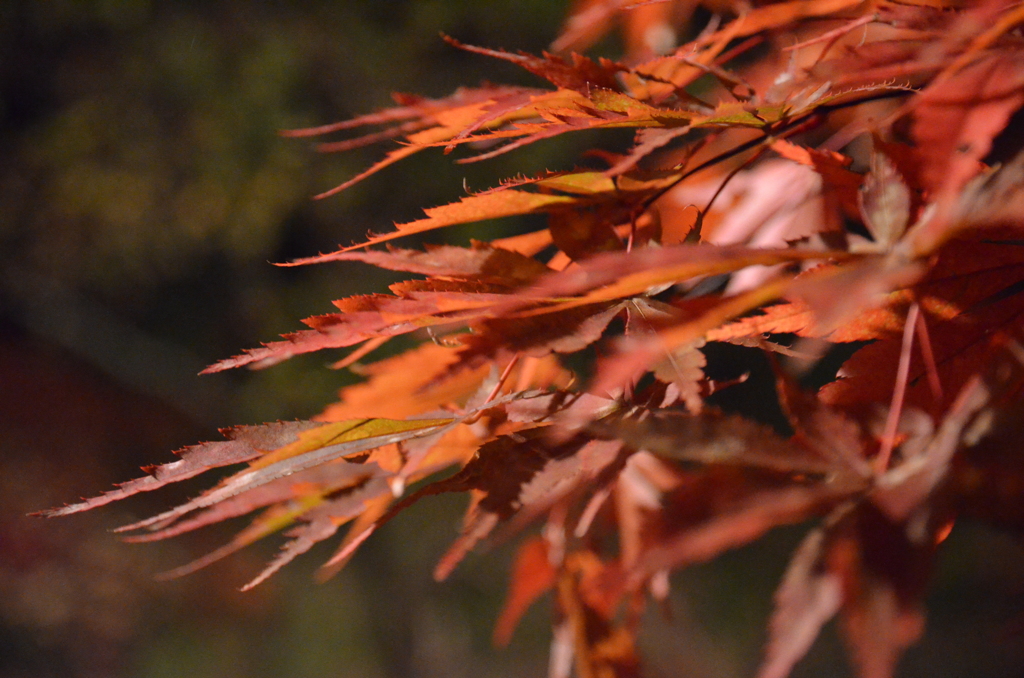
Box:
1;2;1022;678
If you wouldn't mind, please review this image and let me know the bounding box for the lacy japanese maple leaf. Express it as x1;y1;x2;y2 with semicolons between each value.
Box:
43;2;1024;678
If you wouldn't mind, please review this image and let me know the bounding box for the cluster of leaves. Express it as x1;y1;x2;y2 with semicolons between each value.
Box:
46;1;1024;676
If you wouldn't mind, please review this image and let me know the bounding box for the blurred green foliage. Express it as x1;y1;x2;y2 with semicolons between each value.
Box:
0;0;571;289
1;3;573;677
0;0;579;425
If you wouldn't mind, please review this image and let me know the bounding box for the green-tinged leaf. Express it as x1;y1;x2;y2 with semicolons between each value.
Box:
535;171;617;195
115;417;455;534
693;102;775;128
249;417;454;471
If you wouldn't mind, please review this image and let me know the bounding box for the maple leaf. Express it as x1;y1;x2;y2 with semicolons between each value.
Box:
43;2;1024;677
553;0;686;62
758;524;843;678
494;536;558;647
822;235;1024;412
292;85;543;200
907;51;1024;250
205;242;555;372
341;189;583;251
431;428;626;581
451;301;628;376
758;363;1010;678
282;241;552;283
47;389;580;588
114;416;457;535
552;550;640;678
588;394;870;585
39;421;325;517
444;35;628;93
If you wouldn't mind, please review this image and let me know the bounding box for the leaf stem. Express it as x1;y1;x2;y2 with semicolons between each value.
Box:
876;302;919;473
